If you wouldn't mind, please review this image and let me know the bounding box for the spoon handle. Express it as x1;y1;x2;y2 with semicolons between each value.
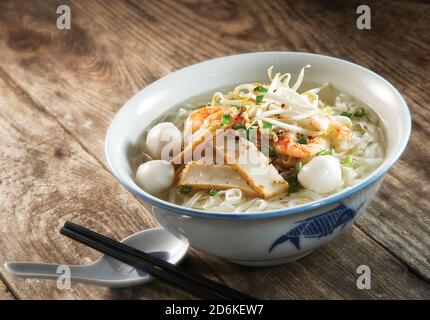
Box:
5;262;92;282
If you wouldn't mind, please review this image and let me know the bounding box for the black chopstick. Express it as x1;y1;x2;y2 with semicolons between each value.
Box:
60;227;224;299
63;221;241;298
60;222;256;300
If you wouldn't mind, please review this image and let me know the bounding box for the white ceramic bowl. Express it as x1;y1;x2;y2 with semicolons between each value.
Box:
105;52;411;266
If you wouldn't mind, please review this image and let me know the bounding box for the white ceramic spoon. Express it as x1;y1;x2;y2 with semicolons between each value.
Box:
5;228;189;288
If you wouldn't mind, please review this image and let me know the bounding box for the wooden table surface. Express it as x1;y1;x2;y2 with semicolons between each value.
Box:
0;0;429;300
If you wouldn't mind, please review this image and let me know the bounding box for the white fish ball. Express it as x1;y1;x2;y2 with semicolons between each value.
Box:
136;160;175;195
146;122;182;160
298;155;342;194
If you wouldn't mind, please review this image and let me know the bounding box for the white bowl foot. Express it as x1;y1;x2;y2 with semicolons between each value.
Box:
226;250;314;267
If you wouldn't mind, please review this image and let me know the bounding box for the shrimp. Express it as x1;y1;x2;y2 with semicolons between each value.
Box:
330;119;352;140
302;114;352;140
309;114;330;132
273;131;327;158
185;106;222;134
185;106;240;133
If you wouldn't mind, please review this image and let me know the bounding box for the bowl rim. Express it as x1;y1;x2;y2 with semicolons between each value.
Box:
105;51;411;220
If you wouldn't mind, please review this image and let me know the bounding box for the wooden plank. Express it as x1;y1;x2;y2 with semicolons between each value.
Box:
0;0;428;299
263;0;430;282
195;228;430;299
1;71;427;300
9;0;430;280
0;72;200;299
0;278;14;300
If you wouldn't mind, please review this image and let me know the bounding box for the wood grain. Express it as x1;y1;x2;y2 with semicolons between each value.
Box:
0;0;428;299
0;72;200;299
0;278;14;300
195;228;430;299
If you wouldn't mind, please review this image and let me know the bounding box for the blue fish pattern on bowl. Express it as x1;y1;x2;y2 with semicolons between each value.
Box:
269;202;365;252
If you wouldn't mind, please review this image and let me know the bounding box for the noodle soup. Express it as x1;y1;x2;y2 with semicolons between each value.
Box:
133;66;386;213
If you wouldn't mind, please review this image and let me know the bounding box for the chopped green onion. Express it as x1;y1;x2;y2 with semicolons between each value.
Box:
341;111;352;118
233;123;246;130
233;105;241;110
209;189;219;197
343;156;353;168
256;95;264;104
317;148;333;156
263;121;272;129
287;176;299;194
179;185;192;194
257;86;269;93
297;136;308;144
221;114;232;126
295;161;303;173
342;108;365;118
353;107;366;117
